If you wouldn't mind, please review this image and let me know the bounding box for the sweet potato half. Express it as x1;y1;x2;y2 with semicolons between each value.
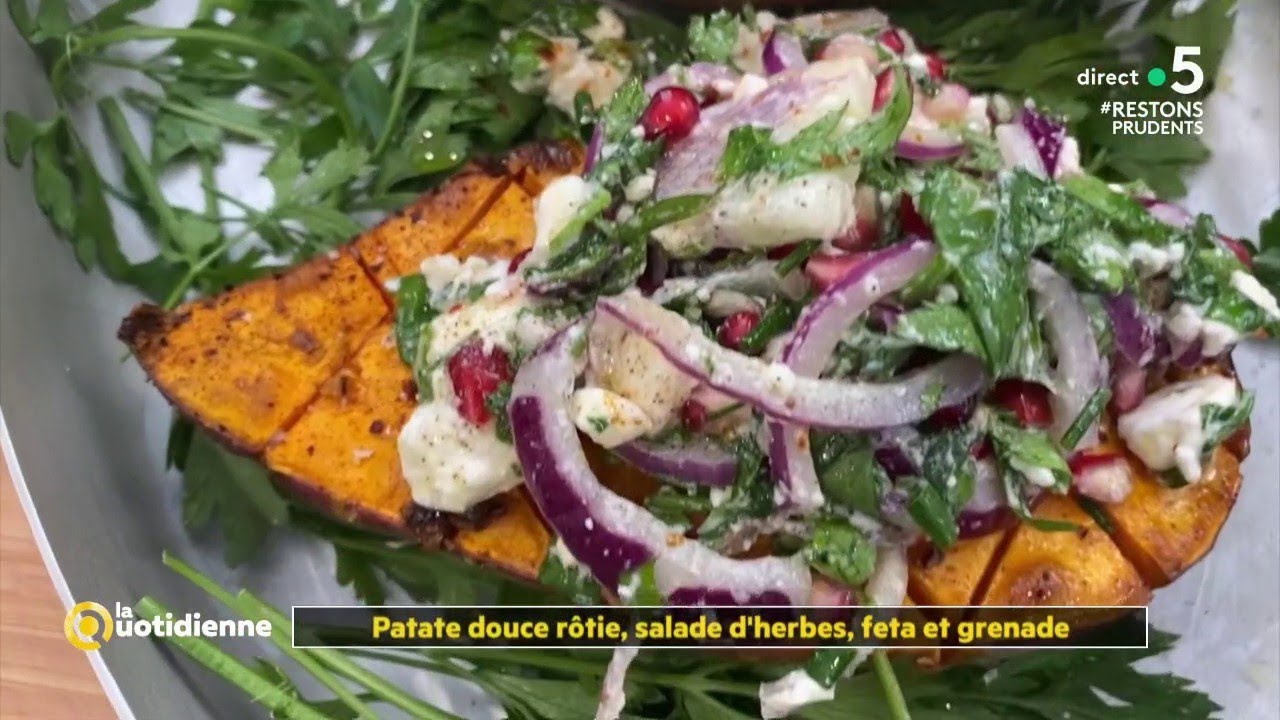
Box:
120;140;1249;615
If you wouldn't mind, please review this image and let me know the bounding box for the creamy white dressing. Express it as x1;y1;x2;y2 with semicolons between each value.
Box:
1165;302;1241;358
704;171;859;252
1128;240;1186;278
531;175;600;263
1117;374;1239;484
589;317;699;430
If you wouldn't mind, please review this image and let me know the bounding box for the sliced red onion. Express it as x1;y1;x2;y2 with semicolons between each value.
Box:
957;507;1015;539
644;62;741;99
803;251;870;291
1105;293;1160;367
896;122;965;162
994;120;1047;178
583;123;604;174
509;325;810;604
598;290;987;432
1139;198;1192;229
1111;364;1147;414
768;241;945;510
1029;261;1106;447
1020;107;1066;178
763;30;807;75
613;439;737;488
1069;450;1133;504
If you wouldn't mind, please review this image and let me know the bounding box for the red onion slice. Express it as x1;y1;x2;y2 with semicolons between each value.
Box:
1105;292;1160;367
1029;261;1106;447
644;62;741;99
613;439;737;488
1020;107;1066;177
763;30;808;75
583;123;604;174
596;291;988;431
509;325;810;604
768;240;944;510
994;120;1047;178
1139;198;1192;229
896;123;965;162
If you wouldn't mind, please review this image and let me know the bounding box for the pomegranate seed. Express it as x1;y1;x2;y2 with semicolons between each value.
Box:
641;87;700;142
508;249;531;273
923;395;977;430
898;193;933;240
1067;448;1123;475
446;341;514;426
1217;234;1252;267
877;28;906;54
971;437;994;460
766;243;799;260
680;399;708;432
716;311;761;350
872;68;894;111
923;53;946;80
990;379;1054;428
804;251;870;291
833;186;880;252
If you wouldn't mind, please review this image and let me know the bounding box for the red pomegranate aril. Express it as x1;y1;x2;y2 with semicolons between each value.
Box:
641;87;700;142
923;52;946;80
832;186;881;252
680;398;709;432
716;310;761;350
876;28;906;54
1110;365;1147;414
923;395;977;430
957;506;1016;540
1217;234;1253;267
898;193;933;240
990;379;1054;428
971;437;994;460
446;341;514;426
767;243;799;261
872;68;894;111
508;248;532;273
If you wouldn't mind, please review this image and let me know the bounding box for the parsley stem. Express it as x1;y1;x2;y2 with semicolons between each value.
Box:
142;96;277;144
99;98;185;245
133;597;335;720
370;0;422;163
872;650;912;720
161;225;252;309
52;26;356;142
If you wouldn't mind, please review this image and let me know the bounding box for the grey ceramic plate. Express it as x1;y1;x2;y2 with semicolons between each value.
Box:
2;1;1277;718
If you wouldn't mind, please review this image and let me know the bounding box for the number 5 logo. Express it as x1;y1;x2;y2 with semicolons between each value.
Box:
1170;46;1204;95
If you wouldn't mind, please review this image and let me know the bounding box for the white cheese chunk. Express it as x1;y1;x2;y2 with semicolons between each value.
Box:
589;318;698;429
582;6;625;43
708;172;858;251
1117;375;1239;484
1128;241;1186;278
398;380;522;513
571;387;655;448
759;669;836;719
532;175;599;263
543;39;627;115
1165;302;1241;358
771;57;874;142
1231;270;1280;319
425;287;559;364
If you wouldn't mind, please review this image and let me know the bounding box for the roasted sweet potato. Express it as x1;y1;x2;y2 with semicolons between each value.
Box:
977;494;1151;607
121;138;1247;623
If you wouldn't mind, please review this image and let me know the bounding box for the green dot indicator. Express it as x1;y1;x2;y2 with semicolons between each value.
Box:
1148;68;1167;87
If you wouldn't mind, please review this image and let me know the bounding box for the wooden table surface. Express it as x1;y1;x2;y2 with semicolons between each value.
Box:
1;456;117;720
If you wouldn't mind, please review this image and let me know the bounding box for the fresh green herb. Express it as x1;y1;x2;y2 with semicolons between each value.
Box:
908;480;960;550
891;303;987;360
1176;216;1275;336
538;550;603;605
617;562;663;606
1200;392;1255;461
804;517;877;587
811;432;887;517
989;415;1077;530
645;485;713;527
1253;209;1280;299
737;297;802;356
179;427;290;566
697;436;773;547
393;275;435;366
774;240;821;278
485;382;515;443
718;68;912;183
687;10;742;64
1061;386;1112;451
805;647;863;690
1075;496;1117;534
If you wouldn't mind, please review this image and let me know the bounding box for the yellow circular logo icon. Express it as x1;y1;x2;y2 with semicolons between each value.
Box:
65;601;114;651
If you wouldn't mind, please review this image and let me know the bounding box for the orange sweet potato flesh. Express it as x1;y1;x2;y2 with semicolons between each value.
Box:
977;494;1151;608
121;137;1247;615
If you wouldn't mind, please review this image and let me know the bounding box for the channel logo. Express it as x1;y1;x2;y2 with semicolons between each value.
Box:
64;601;114;651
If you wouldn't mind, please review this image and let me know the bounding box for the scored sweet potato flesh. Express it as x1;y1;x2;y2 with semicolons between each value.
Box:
120;138;1245;611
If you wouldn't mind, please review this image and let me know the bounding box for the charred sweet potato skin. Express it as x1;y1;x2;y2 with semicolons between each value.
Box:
119;250;387;453
908;529;1010;609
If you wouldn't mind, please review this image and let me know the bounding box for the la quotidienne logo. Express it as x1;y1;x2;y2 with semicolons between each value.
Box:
64;601;273;651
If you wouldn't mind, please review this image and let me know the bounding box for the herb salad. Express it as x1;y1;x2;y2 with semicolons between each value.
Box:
5;1;1278;719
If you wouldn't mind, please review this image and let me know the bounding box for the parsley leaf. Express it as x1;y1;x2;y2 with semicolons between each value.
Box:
181;429;289;566
1254;209;1280;299
687;10;741;64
